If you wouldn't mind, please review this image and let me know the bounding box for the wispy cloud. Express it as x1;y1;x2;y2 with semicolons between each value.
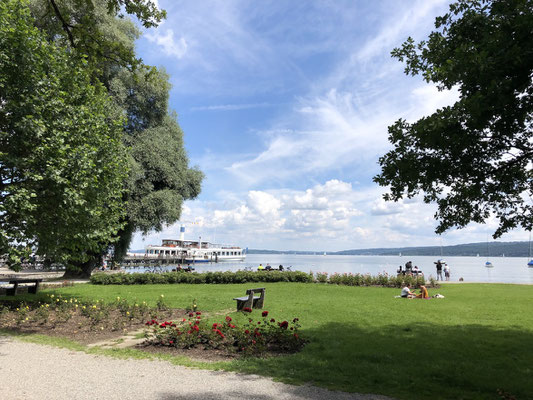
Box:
190;102;273;112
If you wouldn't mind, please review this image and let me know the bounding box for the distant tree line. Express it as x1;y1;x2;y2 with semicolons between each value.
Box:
249;241;533;258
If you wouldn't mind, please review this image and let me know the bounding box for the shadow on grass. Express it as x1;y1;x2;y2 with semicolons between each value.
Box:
226;321;532;400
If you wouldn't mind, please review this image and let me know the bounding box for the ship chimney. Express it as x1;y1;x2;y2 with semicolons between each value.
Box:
179;225;185;241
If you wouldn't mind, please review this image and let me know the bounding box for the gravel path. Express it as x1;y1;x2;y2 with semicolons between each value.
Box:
0;336;393;400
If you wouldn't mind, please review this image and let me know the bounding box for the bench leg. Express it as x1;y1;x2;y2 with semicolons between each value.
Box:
6;283;18;296
236;300;248;311
28;283;39;294
253;297;264;309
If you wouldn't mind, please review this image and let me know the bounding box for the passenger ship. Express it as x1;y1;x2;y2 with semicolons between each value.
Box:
143;226;245;263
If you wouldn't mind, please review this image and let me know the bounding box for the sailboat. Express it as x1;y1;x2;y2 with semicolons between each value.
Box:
527;231;533;268
485;235;493;268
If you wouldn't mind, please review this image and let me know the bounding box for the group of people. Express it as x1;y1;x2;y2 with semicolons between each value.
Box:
397;259;451;281
400;284;430;299
257;263;289;271
397;261;423;276
434;260;450;281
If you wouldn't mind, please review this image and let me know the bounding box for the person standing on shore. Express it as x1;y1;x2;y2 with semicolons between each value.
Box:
444;264;450;281
435;260;444;281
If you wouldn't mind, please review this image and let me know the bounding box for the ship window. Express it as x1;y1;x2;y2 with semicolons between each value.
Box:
155;250;159;254
171;251;175;255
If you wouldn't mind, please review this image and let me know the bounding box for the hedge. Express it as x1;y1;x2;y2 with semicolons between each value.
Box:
90;271;431;288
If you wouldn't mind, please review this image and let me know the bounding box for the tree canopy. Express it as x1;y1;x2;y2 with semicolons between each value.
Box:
374;0;533;238
0;0;128;270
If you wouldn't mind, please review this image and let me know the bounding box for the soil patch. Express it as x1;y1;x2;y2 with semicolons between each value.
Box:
0;306;185;345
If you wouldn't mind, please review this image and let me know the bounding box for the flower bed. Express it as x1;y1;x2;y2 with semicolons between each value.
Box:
90;270;433;287
143;308;306;357
0;294;183;344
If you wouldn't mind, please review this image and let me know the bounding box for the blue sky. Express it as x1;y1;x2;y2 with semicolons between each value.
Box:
129;0;527;251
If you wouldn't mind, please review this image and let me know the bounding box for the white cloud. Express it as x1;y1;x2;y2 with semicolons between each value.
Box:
145;29;188;59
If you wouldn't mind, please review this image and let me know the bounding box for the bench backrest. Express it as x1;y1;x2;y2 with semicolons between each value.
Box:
246;288;265;296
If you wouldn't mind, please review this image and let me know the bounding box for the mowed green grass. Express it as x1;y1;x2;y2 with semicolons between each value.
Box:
14;283;533;399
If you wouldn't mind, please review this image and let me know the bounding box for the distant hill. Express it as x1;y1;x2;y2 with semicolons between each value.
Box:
249;241;532;257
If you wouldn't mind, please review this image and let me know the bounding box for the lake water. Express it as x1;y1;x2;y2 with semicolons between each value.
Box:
127;254;533;284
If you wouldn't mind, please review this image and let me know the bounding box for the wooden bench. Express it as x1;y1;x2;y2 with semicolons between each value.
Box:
233;288;265;311
2;278;43;296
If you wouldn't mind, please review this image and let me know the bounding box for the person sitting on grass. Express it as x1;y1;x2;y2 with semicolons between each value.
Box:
401;284;416;298
415;285;430;299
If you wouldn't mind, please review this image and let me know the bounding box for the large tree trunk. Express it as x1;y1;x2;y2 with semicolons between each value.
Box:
63;254;101;279
113;221;135;263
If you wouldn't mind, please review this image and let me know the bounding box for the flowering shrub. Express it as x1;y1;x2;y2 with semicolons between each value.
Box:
90;270;433;288
315;272;328;283
91;270;314;285
144;309;306;356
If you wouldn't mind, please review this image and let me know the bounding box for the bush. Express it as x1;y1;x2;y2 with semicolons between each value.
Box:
90;270;433;287
144;309;305;356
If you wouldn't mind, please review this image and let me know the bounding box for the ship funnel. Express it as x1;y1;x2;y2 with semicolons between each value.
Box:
179;225;185;241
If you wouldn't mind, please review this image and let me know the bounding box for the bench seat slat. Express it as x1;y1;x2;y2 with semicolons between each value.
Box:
233;296;260;301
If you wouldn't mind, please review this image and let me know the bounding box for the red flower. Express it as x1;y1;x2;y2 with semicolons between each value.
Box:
215;329;224;338
195;320;200;325
293;333;299;339
188;312;194;317
262;311;269;317
225;316;232;322
212;323;219;329
244;329;250;334
196;316;201;320
196;311;202;315
279;321;289;329
192;325;199;332
243;307;252;313
270;318;275;323
293;318;299;323
169;340;174;345
257;321;261;325
182;318;187;322
252;340;256;344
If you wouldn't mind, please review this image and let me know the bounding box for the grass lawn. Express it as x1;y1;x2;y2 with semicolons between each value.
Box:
4;282;533;399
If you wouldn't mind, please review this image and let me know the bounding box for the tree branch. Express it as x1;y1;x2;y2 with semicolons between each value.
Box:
48;0;76;48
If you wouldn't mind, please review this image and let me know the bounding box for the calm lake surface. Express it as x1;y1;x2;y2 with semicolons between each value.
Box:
129;254;533;284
